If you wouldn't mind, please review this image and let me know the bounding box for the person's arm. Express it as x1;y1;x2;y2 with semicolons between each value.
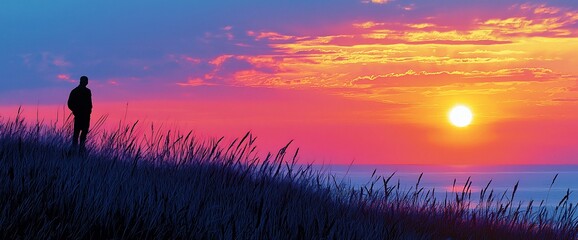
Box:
67;90;76;114
88;89;92;114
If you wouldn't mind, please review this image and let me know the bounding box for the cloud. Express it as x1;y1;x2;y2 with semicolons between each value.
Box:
176;77;215;87
401;4;415;11
209;55;234;67
56;74;74;83
552;98;578;102
19;52;72;71
457;50;525;55
166;54;202;65
362;0;392;4
52;57;71;67
175;54;285;87
478;4;578;38
481;17;572;37
251;31;298;41
351;68;568;87
353;21;385;29
284;22;515;46
520;3;560;15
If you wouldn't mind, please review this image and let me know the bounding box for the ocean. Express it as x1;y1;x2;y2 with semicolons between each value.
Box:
313;164;578;207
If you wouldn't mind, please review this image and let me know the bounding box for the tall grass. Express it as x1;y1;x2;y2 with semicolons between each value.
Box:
0;112;577;239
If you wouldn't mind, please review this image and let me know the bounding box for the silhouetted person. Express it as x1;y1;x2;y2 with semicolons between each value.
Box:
68;76;92;152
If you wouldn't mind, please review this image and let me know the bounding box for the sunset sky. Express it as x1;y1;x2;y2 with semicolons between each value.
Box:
2;0;578;164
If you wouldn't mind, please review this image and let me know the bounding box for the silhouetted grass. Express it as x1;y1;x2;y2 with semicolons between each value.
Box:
0;111;577;239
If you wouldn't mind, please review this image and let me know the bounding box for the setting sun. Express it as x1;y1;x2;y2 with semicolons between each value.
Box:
449;105;473;128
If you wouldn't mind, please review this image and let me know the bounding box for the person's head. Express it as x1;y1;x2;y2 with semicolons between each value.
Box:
80;76;88;87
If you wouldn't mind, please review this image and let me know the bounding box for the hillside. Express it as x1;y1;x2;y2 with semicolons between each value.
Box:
0;116;575;239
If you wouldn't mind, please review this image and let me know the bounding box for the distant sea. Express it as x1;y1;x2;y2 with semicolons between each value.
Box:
313;164;578;207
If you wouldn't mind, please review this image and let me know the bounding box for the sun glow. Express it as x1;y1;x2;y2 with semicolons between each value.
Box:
449;105;473;127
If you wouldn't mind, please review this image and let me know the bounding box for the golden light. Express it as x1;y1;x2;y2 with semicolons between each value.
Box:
448;105;473;127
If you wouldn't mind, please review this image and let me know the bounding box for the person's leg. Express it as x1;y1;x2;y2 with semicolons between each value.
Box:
72;117;81;147
79;116;90;150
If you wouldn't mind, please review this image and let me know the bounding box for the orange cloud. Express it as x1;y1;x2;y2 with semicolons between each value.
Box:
479;4;578;38
482;17;572;36
353;21;385;29
352;68;567;87
209;55;234;66
519;3;560;15
176;78;214;87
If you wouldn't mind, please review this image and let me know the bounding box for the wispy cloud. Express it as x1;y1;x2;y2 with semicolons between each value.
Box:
361;0;392;4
